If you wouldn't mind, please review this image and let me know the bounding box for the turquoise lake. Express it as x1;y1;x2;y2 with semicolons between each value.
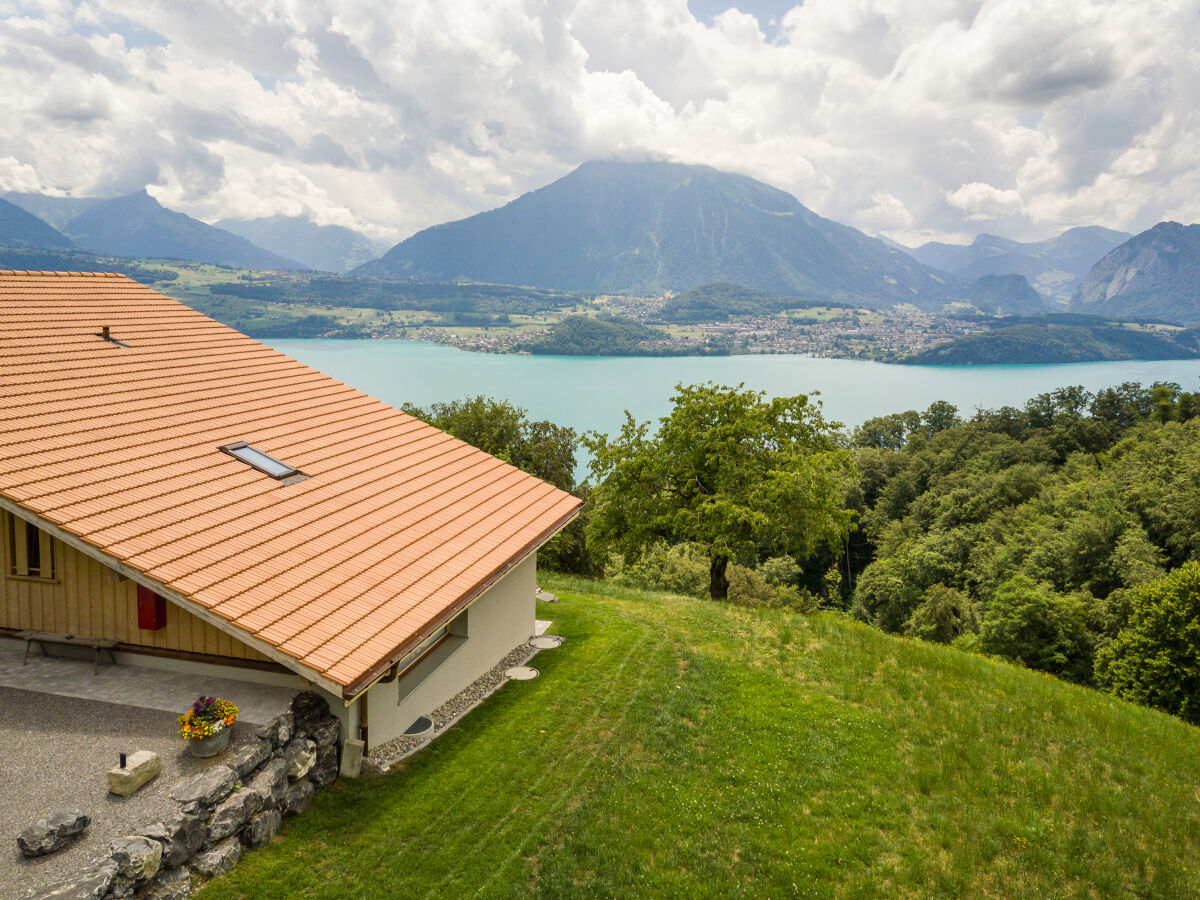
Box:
270;339;1200;440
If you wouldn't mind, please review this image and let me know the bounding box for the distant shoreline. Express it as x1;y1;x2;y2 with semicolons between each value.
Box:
268;335;1200;369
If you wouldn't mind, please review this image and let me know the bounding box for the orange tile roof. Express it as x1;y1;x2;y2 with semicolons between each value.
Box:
0;271;581;696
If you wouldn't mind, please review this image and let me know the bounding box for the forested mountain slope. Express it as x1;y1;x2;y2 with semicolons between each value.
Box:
850;384;1200;718
904;317;1200;364
216;215;383;273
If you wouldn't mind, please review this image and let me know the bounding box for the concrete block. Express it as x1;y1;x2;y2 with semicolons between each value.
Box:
339;739;365;779
107;750;161;797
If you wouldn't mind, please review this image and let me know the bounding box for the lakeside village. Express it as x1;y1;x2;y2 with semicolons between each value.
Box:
409;293;988;359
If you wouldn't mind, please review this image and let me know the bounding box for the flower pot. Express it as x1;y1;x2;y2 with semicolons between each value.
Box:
188;726;231;758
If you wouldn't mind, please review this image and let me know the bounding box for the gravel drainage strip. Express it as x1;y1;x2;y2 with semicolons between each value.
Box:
367;636;566;772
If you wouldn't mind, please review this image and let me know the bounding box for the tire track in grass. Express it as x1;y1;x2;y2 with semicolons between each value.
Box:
396;619;648;868
418;626;654;897
389;599;646;860
420;625;657;900
466;638;661;900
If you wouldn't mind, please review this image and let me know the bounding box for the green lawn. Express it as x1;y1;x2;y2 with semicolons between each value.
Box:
199;576;1200;899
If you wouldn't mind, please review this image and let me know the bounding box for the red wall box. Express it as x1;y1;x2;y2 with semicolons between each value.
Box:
137;585;167;631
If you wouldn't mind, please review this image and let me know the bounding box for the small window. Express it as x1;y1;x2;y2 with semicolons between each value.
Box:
5;512;55;581
220;442;299;479
393;626;449;678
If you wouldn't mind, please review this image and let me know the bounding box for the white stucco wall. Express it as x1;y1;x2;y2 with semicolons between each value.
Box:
363;552;537;748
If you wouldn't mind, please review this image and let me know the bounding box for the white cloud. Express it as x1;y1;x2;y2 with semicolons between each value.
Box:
859;191;914;231
946;181;1022;219
0;0;1195;246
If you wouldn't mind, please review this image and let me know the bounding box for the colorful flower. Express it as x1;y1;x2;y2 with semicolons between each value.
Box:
178;695;239;740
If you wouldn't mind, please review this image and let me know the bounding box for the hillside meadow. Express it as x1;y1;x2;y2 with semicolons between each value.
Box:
198;575;1200;900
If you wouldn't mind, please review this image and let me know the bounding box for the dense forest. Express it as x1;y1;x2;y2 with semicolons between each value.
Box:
519;315;729;356
904;314;1200;364
519;315;662;355
409;379;1200;725
848;381;1200;717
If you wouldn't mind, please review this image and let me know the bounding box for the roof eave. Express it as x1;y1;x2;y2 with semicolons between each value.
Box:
0;494;347;699
340;497;584;701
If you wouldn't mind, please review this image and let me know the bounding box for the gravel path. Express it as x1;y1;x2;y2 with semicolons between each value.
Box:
0;687;268;897
367;640;552;771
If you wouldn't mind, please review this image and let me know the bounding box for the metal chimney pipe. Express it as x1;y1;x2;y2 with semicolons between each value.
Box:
101;326;111;341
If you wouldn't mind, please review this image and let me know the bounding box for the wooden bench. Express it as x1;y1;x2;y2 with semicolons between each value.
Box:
16;630;119;674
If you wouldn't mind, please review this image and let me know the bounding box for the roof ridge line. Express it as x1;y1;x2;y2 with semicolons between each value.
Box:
0;270;128;277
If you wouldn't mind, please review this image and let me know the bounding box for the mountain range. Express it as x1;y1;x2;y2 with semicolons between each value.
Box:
1070;222;1200;324
3;191;383;272
962;273;1047;315
906;226;1131;306
3;165;1197;328
0;198;74;250
215;216;384;273
59;191;306;270
4;192;105;229
360;160;956;308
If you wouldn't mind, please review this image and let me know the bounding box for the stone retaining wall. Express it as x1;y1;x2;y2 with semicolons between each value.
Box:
26;691;343;900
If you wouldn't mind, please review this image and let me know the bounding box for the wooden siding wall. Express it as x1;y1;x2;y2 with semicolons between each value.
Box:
1;518;268;661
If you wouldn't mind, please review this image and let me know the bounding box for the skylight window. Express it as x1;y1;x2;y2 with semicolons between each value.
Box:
220;442;299;479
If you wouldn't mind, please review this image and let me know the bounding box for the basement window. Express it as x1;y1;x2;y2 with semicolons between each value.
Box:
395;610;470;703
220;442;300;480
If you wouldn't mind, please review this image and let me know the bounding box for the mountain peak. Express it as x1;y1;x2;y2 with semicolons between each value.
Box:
63;192;307;270
965;273;1046;315
906;225;1134;306
1071;222;1200;323
0;197;75;250
215;214;384;273
359;160;952;306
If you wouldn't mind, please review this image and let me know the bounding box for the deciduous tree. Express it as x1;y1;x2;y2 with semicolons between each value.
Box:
584;383;855;601
1096;561;1200;723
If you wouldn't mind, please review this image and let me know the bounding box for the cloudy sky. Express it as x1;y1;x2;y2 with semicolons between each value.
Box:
1;0;1197;246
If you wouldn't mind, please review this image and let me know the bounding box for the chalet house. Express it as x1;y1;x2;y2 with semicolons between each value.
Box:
0;271;581;750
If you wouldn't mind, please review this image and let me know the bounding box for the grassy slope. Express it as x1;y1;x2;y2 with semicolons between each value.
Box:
200;577;1200;900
